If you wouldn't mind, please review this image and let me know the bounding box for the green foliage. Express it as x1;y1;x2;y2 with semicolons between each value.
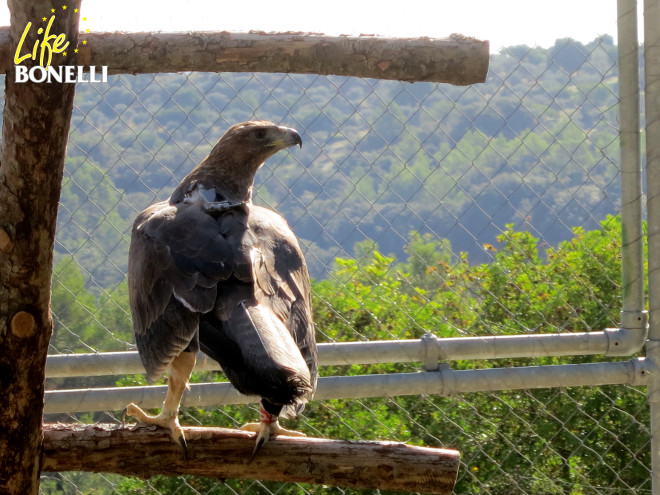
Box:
399;231;453;293
477;216;622;335
51;256;99;353
305;219;647;494
51;258;132;354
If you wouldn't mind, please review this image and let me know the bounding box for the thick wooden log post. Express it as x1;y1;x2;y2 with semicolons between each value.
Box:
42;424;460;494
0;30;490;84
0;1;81;493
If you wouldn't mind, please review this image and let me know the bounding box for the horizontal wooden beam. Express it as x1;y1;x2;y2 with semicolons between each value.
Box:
0;29;489;84
41;423;460;494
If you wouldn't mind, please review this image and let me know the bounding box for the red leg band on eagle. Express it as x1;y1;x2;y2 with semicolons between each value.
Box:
260;406;277;424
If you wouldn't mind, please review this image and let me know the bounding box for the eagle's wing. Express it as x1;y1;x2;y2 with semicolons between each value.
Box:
248;205;318;393
198;204;318;414
128;198;245;379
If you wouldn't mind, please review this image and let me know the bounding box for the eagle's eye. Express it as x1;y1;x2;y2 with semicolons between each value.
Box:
254;129;266;139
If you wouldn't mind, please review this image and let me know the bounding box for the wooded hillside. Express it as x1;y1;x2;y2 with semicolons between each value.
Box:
45;36;622;287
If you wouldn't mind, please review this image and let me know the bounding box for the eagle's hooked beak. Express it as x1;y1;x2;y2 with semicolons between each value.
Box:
280;126;303;149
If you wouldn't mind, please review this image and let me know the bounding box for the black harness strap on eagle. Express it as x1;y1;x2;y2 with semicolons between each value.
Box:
123;121;318;456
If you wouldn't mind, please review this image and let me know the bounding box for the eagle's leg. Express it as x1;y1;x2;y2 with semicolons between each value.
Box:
240;400;306;457
123;351;196;449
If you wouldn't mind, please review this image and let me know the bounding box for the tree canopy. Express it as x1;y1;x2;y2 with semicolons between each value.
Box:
56;36;623;285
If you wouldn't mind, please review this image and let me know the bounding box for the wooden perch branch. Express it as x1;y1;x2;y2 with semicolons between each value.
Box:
0;29;489;84
42;423;460;494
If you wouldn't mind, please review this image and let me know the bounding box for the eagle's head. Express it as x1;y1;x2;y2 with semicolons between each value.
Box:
213;120;302;170
181;121;303;203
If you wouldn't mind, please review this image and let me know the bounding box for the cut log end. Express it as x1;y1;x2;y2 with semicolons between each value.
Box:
42;423;460;494
10;311;35;338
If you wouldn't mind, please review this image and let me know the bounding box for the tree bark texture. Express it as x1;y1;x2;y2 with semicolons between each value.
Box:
41;423;460;494
0;29;489;84
0;1;80;493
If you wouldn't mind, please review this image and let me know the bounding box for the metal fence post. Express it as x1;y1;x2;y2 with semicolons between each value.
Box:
644;0;660;493
618;0;647;333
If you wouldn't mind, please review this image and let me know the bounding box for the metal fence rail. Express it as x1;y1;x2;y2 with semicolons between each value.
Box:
37;2;658;494
42;328;635;378
44;357;650;415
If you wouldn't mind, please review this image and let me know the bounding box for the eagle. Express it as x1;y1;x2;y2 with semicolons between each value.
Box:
123;121;318;455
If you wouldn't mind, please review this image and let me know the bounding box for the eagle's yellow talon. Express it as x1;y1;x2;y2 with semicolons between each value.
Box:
122;401;187;448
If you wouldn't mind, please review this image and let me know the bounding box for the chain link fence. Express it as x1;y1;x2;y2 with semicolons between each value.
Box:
38;34;651;494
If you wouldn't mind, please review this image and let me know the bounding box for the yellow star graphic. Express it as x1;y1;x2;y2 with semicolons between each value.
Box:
74;48;78;53
62;51;67;56
42;17;46;21
51;8;55;12
63;5;67;10
83;17;87;21
85;28;90;33
74;8;78;13
82;40;87;45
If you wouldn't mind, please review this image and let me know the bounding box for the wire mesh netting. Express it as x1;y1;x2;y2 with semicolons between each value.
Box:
38;35;651;494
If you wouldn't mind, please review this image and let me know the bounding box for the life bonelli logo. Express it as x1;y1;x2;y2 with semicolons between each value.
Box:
13;4;107;83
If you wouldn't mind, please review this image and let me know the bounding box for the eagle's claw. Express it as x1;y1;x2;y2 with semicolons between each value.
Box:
241;420;307;461
120;406;130;427
121;402;187;451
